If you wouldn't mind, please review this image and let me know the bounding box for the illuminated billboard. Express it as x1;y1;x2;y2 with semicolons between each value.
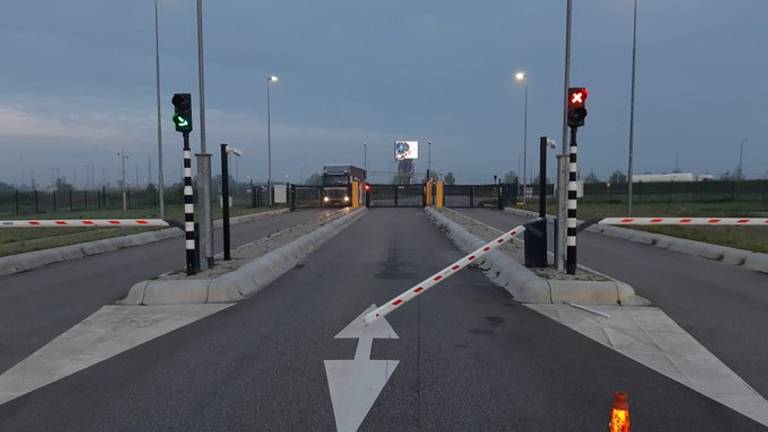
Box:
394;140;419;160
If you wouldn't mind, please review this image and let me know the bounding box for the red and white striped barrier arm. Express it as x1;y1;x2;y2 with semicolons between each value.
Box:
0;219;170;228
364;224;526;324
599;217;768;226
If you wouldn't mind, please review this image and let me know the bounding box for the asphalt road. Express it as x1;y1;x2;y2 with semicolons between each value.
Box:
456;208;768;402
0;208;763;431
0;209;325;375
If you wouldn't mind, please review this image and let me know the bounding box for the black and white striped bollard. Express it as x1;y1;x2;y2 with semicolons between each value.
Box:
565;127;578;275
183;132;196;275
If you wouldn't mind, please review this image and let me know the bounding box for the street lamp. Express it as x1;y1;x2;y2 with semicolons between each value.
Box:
117;151;129;211
153;0;165;218
515;71;529;204
627;0;639;216
738;138;748;179
266;74;279;205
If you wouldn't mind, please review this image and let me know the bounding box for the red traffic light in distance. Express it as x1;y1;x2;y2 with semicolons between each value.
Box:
568;87;588;108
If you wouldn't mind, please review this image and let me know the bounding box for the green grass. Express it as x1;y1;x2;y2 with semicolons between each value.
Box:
0;206;283;257
517;200;768;253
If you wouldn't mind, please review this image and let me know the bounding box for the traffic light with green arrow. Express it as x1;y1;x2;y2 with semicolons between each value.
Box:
171;93;193;133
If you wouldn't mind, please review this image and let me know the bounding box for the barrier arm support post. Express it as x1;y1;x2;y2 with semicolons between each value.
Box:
183;132;197;275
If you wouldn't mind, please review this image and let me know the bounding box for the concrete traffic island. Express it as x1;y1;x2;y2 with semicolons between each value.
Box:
119;208;366;305
426;207;648;306
504;207;768;274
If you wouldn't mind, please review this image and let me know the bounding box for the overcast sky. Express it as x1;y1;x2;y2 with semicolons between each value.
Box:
1;0;766;188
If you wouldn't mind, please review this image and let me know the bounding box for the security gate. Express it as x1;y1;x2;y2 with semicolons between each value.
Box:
443;184;515;209
367;184;424;208
292;186;325;209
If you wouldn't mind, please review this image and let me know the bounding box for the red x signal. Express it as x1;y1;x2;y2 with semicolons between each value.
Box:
568;87;588;108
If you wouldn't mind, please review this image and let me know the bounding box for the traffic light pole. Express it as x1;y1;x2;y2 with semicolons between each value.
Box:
566;126;579;275
182;132;196;276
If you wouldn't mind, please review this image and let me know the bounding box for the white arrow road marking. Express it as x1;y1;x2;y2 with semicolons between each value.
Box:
0;304;232;406
324;304;399;432
528;304;768;427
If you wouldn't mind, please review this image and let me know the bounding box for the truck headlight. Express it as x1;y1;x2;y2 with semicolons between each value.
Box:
323;196;330;202
343;196;350;202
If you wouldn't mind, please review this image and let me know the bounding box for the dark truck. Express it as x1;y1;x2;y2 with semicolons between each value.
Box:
322;165;366;207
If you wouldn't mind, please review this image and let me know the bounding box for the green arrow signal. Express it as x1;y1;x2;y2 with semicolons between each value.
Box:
173;114;192;132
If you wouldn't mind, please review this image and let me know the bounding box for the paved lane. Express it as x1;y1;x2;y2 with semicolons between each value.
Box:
456;208;768;401
0;209;762;431
0;209;325;374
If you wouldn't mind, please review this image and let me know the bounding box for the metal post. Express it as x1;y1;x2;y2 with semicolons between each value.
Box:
363;142;367;172
34;189;39;213
120;151;127;211
627;0;638;216
428;141;432;175
53;190;57;211
195;0;213;270
539;137;547;218
183;133;196;275
522;78;529;205
220;144;231;261
155;0;165;219
197;153;214;269
557;0;573;272
566;127;578;275
266;76;273;206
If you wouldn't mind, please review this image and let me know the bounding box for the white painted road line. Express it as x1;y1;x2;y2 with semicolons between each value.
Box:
364;224;526;324
528;304;768;427
0;304;232;406
325;304;399;432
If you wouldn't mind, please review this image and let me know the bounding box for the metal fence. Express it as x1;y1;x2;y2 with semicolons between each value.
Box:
0;184;270;217
525;180;768;204
443;184;512;209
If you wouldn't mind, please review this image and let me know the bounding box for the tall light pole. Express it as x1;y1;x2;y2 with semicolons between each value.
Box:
428;141;432;176
363;142;367;172
627;0;639;216
118;151;128;211
266;74;279;205
195;0;214;269
738;138;748;179
557;0;574;271
154;0;165;218
516;72;529;204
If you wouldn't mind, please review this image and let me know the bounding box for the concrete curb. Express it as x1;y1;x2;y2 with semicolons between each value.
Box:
504;207;767;274
118;208;366;305
426;208;645;306
0;208;290;277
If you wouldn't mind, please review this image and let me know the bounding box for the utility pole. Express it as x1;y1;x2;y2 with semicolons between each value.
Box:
196;0;214;269
627;0;638;216
148;157;153;187
363;142;367;172
154;0;166;218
